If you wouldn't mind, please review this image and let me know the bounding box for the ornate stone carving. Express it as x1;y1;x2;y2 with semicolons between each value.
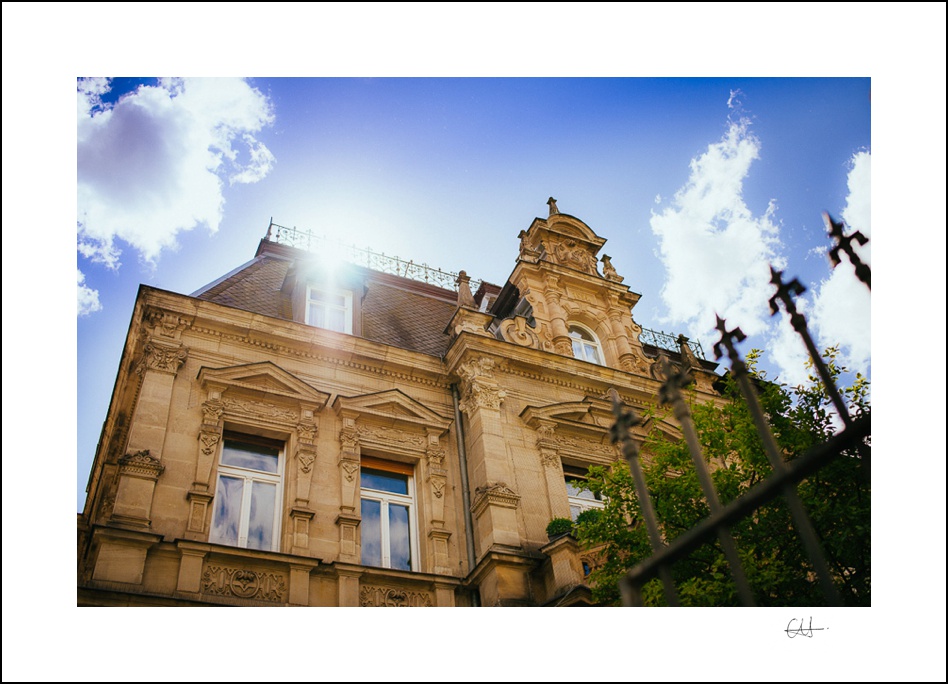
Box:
201;399;224;426
117;450;165;478
457;357;506;413
499;316;540;348
201;565;287;602
359;585;433;607
540;450;562;470
600;254;624;283
222;398;297;423
297;449;316;474
341;459;359;482
549;238;598;274
199;430;220;456
144;308;192;340
339;427;360;450
138;342;188;376
553;435;619;460
296;422;318;443
357;425;426;449
471;481;520;513
426;447;446;468
431;477;446;499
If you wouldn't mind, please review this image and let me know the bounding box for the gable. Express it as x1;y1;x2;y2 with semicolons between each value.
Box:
333;389;452;433
197;361;331;409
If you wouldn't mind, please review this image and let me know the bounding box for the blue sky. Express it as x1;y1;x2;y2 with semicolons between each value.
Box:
3;3;947;681
75;75;872;513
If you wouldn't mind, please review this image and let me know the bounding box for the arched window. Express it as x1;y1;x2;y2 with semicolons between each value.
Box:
568;325;604;365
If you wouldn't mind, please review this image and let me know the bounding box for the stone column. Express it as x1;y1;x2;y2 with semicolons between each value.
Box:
186;392;223;539
336;412;362;563
424;432;452;575
543;275;572;355
536;422;571;521
290;409;319;555
456;357;521;555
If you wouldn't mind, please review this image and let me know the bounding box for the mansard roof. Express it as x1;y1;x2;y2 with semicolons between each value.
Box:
191;238;459;357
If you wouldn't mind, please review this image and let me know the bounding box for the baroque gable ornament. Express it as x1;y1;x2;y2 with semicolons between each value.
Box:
499;317;540;349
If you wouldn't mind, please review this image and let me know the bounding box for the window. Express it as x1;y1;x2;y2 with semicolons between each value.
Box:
565;473;604;522
568;325;604;365
360;457;418;571
305;284;352;333
209;434;283;552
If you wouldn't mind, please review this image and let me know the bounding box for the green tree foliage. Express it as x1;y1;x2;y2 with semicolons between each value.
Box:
575;347;870;606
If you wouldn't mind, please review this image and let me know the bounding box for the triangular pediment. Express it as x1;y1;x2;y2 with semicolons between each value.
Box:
333;389;452;433
520;396;615;432
197;361;330;409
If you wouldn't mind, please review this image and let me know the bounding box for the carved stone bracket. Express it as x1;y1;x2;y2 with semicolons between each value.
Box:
117;450;165;479
471;481;521;517
456;357;507;413
143;307;193;341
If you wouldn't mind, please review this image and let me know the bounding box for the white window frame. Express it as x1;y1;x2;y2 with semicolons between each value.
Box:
209;436;284;552
360;462;419;571
568;324;604;365
305;284;353;334
565;473;605;522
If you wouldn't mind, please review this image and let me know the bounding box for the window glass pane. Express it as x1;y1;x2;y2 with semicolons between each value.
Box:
389;504;412;571
221;441;279;473
309;303;325;328
247;481;277;551
584;343;603;364
309;289;328;303
362;468;409;495
570;504;582;522
566;477;599;500
571;339;584;359
210;476;243;546
361;498;382;568
327;307;346;332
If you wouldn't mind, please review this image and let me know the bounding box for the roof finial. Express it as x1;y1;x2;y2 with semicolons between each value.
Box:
547;197;559;216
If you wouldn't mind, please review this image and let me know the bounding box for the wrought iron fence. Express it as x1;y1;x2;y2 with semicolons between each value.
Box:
608;211;871;607
266;220;482;293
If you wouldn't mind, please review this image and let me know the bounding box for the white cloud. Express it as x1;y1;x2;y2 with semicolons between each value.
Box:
77;270;101;316
809;151;871;372
650;117;784;342
77;77;275;276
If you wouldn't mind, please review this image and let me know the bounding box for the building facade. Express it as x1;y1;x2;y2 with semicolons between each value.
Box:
77;201;721;607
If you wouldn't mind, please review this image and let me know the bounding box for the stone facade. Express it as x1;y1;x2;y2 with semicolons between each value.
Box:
77;202;722;607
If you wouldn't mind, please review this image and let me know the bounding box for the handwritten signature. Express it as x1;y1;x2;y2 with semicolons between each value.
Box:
785;617;828;638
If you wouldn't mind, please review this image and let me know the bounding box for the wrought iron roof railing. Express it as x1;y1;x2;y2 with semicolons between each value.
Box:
266;221;481;293
639;327;706;360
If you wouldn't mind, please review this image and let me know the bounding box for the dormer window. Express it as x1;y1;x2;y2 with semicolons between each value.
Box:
568;324;604;365
306;284;353;334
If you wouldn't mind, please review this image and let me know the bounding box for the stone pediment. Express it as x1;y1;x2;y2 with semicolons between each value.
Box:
520;396;616;437
197;361;330;410
332;389;452;433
